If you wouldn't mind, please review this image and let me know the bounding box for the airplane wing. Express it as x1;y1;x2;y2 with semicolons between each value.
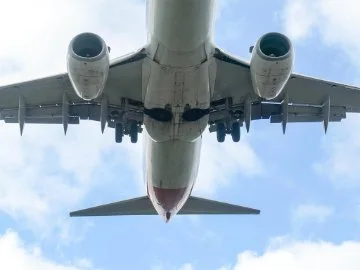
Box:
0;48;147;134
210;48;360;134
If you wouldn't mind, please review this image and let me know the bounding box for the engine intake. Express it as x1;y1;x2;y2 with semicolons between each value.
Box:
250;32;294;100
67;32;110;100
259;32;290;58
72;33;104;58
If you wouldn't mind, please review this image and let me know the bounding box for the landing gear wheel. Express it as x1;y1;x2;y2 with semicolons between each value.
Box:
231;122;241;142
216;122;226;143
130;122;138;143
115;123;123;143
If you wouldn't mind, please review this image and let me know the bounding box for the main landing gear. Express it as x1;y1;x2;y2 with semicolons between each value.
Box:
215;121;241;143
115;121;140;143
115;123;123;143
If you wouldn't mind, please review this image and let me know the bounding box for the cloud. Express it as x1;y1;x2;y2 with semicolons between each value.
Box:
292;203;333;224
220;239;360;270
0;122;137;240
194;132;264;196
0;0;146;85
313;115;360;187
282;0;360;70
0;0;147;240
178;263;194;270
281;1;360;186
282;0;317;41
151;262;194;270
0;229;95;270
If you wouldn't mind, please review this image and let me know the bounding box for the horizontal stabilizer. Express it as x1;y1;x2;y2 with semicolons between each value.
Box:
69;196;260;217
70;196;155;217
179;196;260;215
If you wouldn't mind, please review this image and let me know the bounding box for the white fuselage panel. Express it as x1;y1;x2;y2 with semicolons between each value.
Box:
143;0;216;220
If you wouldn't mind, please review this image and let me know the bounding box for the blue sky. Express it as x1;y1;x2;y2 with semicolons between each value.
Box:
1;0;360;269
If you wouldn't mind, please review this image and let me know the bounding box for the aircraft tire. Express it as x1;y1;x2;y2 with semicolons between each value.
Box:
216;122;226;143
130;122;138;143
115;123;123;143
231;122;240;142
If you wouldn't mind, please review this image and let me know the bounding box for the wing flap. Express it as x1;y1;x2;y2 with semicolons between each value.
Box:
4;117;80;124
270;114;343;123
251;102;347;123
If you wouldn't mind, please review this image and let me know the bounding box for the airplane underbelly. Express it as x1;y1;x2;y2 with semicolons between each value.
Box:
143;58;211;142
148;0;215;52
142;0;216;219
142;62;208;215
145;135;201;217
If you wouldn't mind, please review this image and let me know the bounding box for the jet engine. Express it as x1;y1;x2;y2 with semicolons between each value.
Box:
67;32;110;100
250;32;294;100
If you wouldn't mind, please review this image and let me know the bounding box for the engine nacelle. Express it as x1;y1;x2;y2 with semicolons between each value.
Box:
250;32;294;100
67;32;110;100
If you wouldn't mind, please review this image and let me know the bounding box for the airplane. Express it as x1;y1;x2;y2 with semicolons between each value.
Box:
1;0;360;223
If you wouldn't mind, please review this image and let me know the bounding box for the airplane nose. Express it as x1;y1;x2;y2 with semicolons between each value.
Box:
152;186;187;213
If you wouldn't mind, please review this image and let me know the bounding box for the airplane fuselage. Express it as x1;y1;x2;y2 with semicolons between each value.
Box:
143;0;216;221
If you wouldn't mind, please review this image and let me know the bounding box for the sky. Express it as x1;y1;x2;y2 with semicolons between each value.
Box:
1;0;360;269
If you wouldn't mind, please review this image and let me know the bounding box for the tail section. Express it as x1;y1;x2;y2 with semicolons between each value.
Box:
70;196;260;217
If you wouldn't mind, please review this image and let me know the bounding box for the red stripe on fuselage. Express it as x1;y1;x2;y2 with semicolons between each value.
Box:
147;185;190;221
152;186;187;212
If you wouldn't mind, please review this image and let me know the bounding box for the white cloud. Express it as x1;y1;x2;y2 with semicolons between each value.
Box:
313;115;360;187
281;1;360;186
0;229;95;270
178;263;194;270
194;132;264;196
0;0;146;85
292;203;333;224
0;0;147;239
282;0;360;69
282;0;317;41
0;122;139;240
220;239;360;270
151;262;194;270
